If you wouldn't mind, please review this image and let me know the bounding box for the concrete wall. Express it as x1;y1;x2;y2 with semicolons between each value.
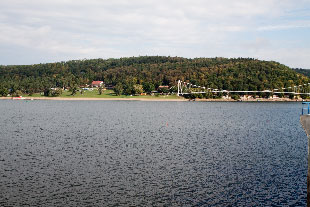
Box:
300;115;310;206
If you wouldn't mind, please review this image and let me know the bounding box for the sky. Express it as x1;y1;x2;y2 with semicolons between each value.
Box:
0;0;310;68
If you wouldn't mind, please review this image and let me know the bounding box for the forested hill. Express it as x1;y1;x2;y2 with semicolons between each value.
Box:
0;56;309;94
293;68;310;77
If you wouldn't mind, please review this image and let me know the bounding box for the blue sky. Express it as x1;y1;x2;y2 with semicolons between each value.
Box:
0;0;309;68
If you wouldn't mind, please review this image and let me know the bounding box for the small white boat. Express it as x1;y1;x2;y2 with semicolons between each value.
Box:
12;96;26;100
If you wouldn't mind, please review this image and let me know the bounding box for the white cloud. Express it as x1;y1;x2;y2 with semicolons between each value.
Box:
240;38;272;52
253;48;310;69
257;21;310;31
0;0;309;67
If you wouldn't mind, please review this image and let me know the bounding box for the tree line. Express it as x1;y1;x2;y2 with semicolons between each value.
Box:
0;56;309;97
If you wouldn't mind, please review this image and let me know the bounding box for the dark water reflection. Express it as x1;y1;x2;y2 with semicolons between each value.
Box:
0;101;307;206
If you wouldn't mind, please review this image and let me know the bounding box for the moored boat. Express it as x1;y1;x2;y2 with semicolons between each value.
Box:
12;96;26;100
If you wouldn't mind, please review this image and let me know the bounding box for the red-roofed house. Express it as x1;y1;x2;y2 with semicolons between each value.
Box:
91;81;104;87
157;85;170;94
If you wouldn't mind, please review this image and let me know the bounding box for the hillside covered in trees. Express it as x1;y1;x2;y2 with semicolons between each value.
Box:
293;68;310;77
0;56;309;96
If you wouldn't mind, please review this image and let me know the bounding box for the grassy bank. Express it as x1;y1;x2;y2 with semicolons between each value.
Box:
3;89;307;102
22;89;183;100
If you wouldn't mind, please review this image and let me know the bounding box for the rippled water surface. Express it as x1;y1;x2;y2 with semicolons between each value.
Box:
0;100;307;206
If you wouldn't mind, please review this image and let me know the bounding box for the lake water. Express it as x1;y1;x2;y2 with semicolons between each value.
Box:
0;100;307;206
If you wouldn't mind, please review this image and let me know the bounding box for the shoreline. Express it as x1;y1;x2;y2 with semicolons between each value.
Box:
0;97;187;101
0;97;307;102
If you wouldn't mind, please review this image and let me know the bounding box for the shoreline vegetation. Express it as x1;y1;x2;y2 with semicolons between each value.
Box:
0;89;307;102
0;96;306;102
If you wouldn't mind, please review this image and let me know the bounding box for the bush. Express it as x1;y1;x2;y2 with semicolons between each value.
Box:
133;84;143;95
13;90;22;97
262;92;271;99
0;87;9;97
215;92;223;99
98;87;103;95
143;82;155;93
204;92;212;99
51;89;62;97
277;93;284;98
44;88;51;96
190;93;199;99
70;86;77;96
197;93;203;99
231;94;240;100
300;94;308;99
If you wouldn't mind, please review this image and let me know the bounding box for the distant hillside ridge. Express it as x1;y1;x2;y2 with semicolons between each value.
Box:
0;56;309;95
293;68;310;77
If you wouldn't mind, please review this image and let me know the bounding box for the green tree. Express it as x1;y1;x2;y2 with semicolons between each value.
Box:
44;88;51;97
51;89;62;97
70;86;77;96
123;82;134;95
262;92;271;99
277;92;284;98
0;87;9;97
215;92;223;99
133;84;143;95
142;82;155;93
10;84;18;96
204;92;212;99
231;94;240;100
114;83;123;96
27;88;35;96
197;93;203;99
98;86;103;95
169;85;178;93
13;90;22;97
289;94;295;99
300;94;308;99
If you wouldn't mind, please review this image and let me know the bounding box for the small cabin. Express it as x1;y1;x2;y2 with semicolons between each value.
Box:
91;81;104;87
157;86;169;93
158;86;169;89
